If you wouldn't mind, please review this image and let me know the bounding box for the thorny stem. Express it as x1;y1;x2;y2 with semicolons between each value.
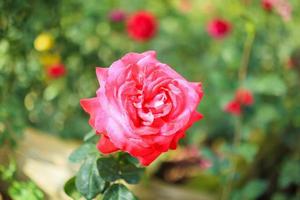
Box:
220;24;256;200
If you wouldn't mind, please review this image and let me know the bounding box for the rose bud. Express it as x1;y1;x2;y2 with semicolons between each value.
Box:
80;51;203;166
225;100;241;116
235;88;254;106
206;18;232;39
47;63;66;78
261;0;273;11
126;11;158;42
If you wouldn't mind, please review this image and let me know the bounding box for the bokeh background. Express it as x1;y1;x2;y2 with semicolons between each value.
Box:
0;0;299;199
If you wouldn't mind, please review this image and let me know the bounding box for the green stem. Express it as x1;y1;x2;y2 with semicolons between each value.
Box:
220;23;255;200
238;24;256;84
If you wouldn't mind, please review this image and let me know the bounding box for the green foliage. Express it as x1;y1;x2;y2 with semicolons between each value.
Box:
0;159;16;181
8;181;44;200
103;184;137;200
1;0;300;199
97;157;144;184
97;157;120;182
278;159;300;189
69;143;98;163
64;176;81;200
0;160;44;200
65;132;144;199
75;157;106;200
232;179;268;200
235;143;258;163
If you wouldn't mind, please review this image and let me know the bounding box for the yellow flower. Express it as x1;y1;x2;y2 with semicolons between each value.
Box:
34;33;54;51
39;53;61;66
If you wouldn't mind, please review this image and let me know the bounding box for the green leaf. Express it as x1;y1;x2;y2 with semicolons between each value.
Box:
278;160;300;188
252;105;280;128
241;179;267;200
69;143;98;163
103;184;137;200
247;74;286;96
0;159;17;181
64;177;81;200
236;143;258;163
121;153;139;165
75;157;106;200
120;163;144;184
84;130;97;142
97;157;144;184
97;157;120;182
8;181;44;200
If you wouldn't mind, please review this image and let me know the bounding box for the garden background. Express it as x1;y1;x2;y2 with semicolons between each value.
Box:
0;0;299;199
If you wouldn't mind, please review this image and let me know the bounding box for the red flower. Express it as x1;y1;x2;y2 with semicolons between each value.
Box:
126;11;157;42
225;100;241;116
47;63;66;78
235;88;254;106
225;88;254;116
207;18;231;39
261;0;273;11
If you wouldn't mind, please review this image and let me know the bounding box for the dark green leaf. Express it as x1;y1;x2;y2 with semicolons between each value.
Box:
64;176;81;200
279;160;300;188
242;179;267;199
120;163;144;184
75;157;106;200
103;184;137;200
97;157;120;182
69;143;98;163
121;153;139;166
97;157;144;184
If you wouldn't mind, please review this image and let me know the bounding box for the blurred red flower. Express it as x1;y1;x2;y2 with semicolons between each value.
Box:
262;0;273;11
261;0;292;21
235;88;254;106
207;18;231;39
108;9;126;23
225;88;254;116
47;63;66;78
225;100;241;116
126;11;157;42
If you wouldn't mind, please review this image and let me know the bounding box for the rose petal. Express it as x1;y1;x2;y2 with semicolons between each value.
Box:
97;135;119;154
96;67;108;85
170;132;185;149
136;150;161;166
80;98;106;132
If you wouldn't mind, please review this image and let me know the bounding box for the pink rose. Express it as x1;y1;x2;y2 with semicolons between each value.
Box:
80;51;203;166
